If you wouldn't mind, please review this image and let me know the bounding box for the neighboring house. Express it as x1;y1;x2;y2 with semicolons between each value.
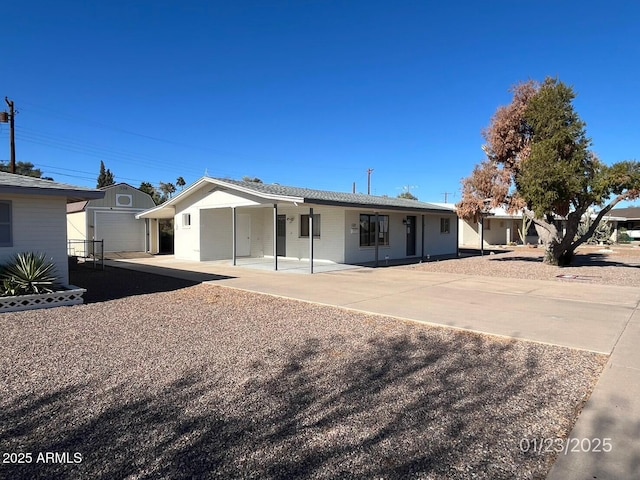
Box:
433;204;539;248
0;171;103;285
136;177;458;268
610;207;640;239
440;201;626;248
67;183;156;253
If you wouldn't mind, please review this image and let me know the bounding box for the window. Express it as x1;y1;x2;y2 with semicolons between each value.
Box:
300;214;321;237
182;213;191;227
116;194;133;207
0;201;12;247
360;214;389;246
485;218;491;230
440;217;450;234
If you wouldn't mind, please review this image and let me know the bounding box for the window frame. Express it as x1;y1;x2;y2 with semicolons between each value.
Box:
300;214;321;238
440;217;450;234
0;200;12;247
359;214;390;247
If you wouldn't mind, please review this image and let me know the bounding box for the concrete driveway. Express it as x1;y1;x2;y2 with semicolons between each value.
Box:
106;256;640;480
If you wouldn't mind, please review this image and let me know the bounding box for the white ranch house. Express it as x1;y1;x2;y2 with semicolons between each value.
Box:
137;178;458;270
0;172;103;286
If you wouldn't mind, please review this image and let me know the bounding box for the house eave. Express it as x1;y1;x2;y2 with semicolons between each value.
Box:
303;198;456;214
0;186;105;203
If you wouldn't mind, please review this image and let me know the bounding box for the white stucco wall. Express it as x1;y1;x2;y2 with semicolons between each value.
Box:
174;205;201;261
342;210;455;264
200;209;233;260
344;210;405;263
422;214;458;257
0;194;70;286
67;211;87;241
262;205;346;263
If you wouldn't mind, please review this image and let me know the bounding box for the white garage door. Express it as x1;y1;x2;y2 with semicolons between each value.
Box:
95;212;145;252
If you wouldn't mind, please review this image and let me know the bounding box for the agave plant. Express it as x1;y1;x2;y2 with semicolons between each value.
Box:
0;252;60;296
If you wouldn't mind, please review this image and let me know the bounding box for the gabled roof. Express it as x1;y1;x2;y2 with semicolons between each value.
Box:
0;171;104;203
137;177;455;219
215;178;451;210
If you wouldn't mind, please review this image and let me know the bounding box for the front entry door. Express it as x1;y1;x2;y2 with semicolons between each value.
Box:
276;215;286;256
237;213;251;256
406;215;416;256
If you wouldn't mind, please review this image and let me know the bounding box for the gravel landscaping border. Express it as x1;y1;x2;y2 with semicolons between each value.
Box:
1;266;607;479
409;245;640;287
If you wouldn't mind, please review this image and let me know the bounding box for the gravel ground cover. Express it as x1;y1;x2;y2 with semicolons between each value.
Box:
1;269;606;480
409;245;640;287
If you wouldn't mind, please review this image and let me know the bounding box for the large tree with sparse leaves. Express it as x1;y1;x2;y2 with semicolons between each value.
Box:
458;78;640;266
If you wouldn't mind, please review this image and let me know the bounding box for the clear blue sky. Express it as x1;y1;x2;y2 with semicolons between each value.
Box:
2;0;638;202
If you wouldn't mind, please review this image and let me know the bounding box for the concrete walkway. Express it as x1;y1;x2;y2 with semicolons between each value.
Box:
106;256;640;479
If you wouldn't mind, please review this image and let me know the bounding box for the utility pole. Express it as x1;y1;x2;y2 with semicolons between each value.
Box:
367;168;374;195
3;98;16;174
441;192;453;203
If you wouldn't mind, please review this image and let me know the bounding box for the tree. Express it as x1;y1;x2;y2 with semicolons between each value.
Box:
159;182;176;200
97;161;115;188
398;191;418;200
139;182;164;205
0;161;53;180
176;176;186;190
458;78;640;266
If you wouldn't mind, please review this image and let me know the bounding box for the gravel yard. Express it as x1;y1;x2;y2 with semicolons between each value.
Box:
409;245;640;287
1;267;607;480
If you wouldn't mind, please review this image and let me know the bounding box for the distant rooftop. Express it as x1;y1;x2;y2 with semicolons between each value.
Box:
610;206;640;220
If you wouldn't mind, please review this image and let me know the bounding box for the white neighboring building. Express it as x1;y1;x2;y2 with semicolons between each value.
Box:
67;183;156;253
0;172;103;285
435;202;625;248
431;203;534;247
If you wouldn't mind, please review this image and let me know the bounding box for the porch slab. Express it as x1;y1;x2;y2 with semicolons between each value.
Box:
230;257;362;274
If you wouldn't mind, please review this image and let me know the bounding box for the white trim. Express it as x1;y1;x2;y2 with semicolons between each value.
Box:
89;207;148;212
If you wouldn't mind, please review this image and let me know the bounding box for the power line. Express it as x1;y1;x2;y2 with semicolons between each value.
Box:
20;102;209;150
19;101;260;160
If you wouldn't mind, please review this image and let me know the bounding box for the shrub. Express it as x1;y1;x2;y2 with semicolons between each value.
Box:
618;231;631;244
0;252;60;296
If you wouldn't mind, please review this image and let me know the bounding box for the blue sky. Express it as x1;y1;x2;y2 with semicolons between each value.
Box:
2;1;638;202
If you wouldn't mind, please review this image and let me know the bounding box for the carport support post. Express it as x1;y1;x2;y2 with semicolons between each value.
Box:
421;214;425;260
273;204;278;271
455;214;460;258
232;207;237;266
374;212;379;267
480;216;484;256
309;208;314;274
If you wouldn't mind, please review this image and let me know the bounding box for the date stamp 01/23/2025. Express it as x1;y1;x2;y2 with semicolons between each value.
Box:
520;437;613;455
2;452;83;465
